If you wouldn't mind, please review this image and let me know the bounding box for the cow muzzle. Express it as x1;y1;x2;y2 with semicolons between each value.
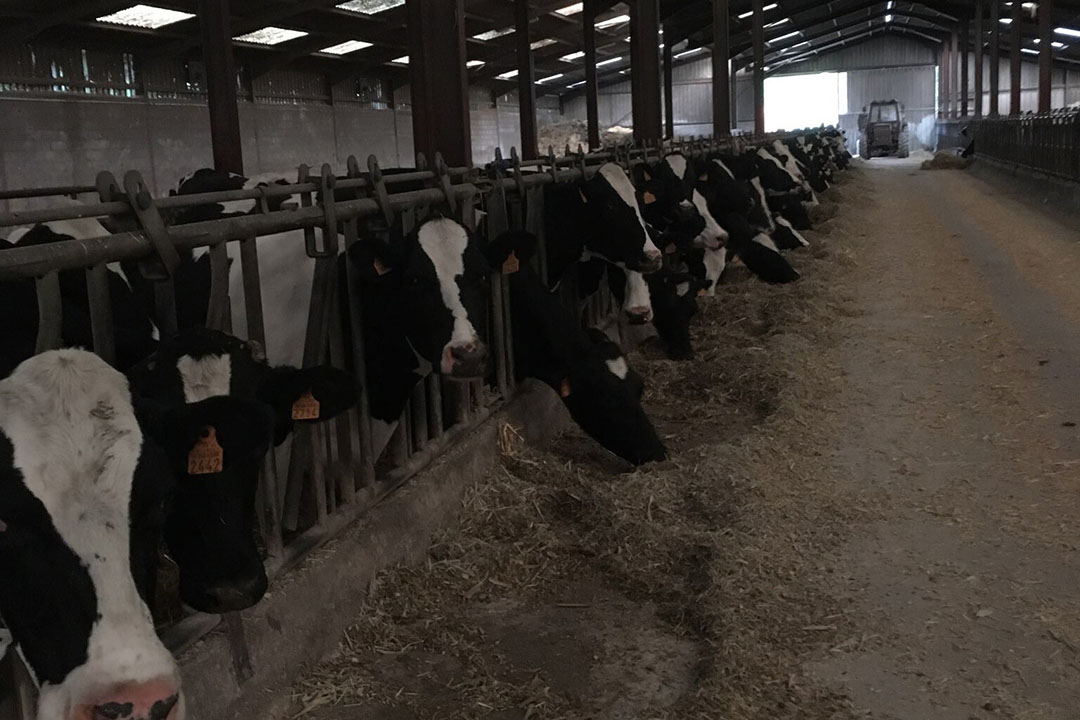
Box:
625;306;653;325
192;569;269;614
444;341;487;378
637;250;663;274
80;678;183;720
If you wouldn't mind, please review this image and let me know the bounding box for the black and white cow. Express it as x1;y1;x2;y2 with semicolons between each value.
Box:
485;230;666;465
4;219;159;374
343;214;490;457
0;350;185;720
126;327;357;612
722;212;800;284
544;163;664;323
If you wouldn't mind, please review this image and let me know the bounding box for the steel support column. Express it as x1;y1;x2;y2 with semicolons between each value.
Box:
961;19;970;116
1039;0;1053;113
630;0;663;144
752;0;764;136
407;0;471;167
663;39;675;139
974;0;984;117
198;0;243;174
1010;0;1022;116
584;0;600;149
712;0;731;137
940;43;950;118
515;0;538;159
950;29;959;118
989;0;1000;116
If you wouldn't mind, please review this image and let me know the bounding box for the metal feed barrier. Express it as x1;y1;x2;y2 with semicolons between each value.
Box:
0;133;757;718
969;108;1080;182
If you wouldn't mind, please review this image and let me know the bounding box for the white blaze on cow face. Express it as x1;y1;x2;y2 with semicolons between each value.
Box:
605;356;629;380
752;232;781;254
691;190;728;249
597;164;661;260
0;350;183;720
703;248;726;295
623;270;653;322
749;177;775;232
664;153;688;181
774;214;809;247
176;354;232;402
713;159;735;180
416;218;479;374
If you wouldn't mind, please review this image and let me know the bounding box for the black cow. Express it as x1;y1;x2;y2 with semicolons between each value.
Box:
723;212;800;284
485;230;666;465
0;350;186;720
126;327;357;613
343;214;490;457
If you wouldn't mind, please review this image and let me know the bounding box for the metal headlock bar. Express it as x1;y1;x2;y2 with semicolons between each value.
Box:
0;133;763;714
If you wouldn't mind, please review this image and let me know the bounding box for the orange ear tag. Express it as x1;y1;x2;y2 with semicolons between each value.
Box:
643;191;658;205
559;378;572;398
373;258;391;276
188;427;224;475
697;288;708;298
699;173;709;181
291;390;321;421
502;251;520;274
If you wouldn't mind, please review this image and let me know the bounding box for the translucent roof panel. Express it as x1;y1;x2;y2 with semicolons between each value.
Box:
96;4;195;29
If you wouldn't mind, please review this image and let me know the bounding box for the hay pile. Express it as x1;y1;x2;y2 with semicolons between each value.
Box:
921;151;972;171
537;121;634;153
286;169;875;720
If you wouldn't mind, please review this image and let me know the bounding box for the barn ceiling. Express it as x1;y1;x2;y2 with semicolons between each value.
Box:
2;0;1080;98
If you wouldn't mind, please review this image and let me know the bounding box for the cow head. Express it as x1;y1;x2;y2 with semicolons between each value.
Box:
645;267;703;361
171;169;298;225
580;164;663;273
0;350;184;720
350;216;490;378
127;328;357;613
631;155;701;231
566;329;668;465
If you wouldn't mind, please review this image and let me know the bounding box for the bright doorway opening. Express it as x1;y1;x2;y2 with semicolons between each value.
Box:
764;71;848;132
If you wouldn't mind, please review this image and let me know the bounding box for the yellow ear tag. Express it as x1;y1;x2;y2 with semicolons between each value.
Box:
373;257;391;276
291;390;321;420
643;191;658;205
188;426;224;475
697;288;708;297
664;243;677;255
642;169;652;181
560;378;572;398
502;251;520;274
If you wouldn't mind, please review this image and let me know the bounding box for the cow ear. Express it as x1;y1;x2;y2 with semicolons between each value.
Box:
486;230;538;267
256;365;359;444
348;233;398;279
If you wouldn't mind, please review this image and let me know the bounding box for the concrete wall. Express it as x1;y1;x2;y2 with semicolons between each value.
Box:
0;92;549;212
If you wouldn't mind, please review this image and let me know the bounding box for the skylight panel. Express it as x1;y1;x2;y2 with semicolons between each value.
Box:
555;3;584;16
96;4;194;29
596;14;630;28
738;3;778;19
389;55;409;64
321;40;373;55
474;27;514;41
497;69;519;79
233;27;308;45
335;0;404;14
467;60;486;68
531;38;558;49
561;50;585;61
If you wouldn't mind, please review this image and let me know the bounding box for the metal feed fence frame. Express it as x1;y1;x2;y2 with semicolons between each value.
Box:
0;131;761;718
969;109;1080;183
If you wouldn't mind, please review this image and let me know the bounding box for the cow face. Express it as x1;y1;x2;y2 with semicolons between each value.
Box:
127;328;358;612
645;268;703;361
632;156;701;231
565;330;667;466
351;216;490;378
581;164;663;273
0;351;184;720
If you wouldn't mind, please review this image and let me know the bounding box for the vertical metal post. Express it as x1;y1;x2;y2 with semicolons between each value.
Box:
1039;0;1053;113
663;38;674;140
85;264;116;366
961;19;970;117
752;0;765;136
516;0;538;160
406;0;472;167
951;29;960;118
975;1;984;118
1010;0;1022;116
712;0;731;137
989;0;1000;116
630;0;663;144
197;0;243;175
584;0;600;150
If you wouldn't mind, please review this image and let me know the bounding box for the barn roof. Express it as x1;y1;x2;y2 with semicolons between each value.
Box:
2;0;1080;97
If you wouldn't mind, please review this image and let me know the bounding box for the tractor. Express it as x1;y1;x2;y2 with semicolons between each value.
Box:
857;100;910;159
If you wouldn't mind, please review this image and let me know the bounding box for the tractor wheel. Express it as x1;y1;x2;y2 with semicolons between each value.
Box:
897;128;910;159
858;136;869;159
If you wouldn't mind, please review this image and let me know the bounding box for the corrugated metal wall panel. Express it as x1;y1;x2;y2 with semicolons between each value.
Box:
783;35;937;73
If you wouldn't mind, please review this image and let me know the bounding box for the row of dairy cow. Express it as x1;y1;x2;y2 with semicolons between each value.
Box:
0;128;849;720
